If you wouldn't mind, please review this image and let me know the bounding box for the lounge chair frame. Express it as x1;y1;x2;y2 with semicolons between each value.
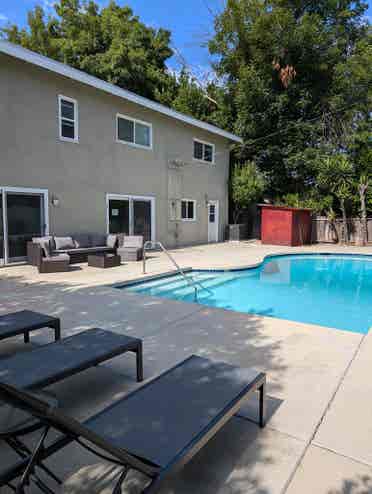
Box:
0;355;266;494
0;310;61;344
0;328;143;492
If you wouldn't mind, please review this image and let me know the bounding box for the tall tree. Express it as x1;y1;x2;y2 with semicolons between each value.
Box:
209;0;371;199
1;0;173;100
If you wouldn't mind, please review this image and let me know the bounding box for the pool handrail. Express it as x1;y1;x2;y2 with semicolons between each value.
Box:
142;241;212;301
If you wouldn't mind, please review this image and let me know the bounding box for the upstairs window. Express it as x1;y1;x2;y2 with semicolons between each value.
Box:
58;95;78;142
117;114;152;149
181;199;196;221
193;139;215;164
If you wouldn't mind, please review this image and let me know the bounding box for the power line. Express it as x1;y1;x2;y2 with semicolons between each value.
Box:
241;100;370;148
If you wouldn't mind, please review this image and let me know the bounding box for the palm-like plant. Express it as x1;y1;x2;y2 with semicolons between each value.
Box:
317;155;354;244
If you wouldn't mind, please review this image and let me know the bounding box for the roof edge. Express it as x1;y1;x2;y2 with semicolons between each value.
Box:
0;40;243;144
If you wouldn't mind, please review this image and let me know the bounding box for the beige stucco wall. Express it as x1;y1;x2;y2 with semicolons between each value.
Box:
0;53;231;247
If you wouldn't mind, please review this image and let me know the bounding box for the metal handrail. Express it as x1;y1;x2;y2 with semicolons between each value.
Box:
142;241;212;301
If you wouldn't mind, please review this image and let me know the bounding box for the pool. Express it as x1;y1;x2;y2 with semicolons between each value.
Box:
120;254;372;334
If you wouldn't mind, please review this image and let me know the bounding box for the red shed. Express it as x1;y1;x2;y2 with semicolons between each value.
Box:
260;205;312;246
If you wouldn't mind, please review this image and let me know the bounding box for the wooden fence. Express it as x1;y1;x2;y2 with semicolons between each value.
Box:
311;217;372;244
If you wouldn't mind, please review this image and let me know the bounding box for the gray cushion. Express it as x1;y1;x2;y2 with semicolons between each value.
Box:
123;236;143;248
56;247;112;254
54;236;75;250
73;234;91;249
106;234;117;249
46;253;70;262
90;234;106;247
117;247;142;253
117;233;125;247
32;236;52;257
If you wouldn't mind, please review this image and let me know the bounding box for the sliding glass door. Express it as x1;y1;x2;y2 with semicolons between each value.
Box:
108;199;130;234
0;187;48;264
107;195;154;242
7;193;45;260
133;200;152;243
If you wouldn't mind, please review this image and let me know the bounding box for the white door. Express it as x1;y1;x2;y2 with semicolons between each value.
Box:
208;201;219;243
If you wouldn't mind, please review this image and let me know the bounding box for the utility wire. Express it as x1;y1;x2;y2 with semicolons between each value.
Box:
242;100;370;148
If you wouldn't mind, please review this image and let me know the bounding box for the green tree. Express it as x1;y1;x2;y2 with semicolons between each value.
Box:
1;0;173;100
317;155;355;244
155;68;221;124
209;0;371;199
231;162;265;223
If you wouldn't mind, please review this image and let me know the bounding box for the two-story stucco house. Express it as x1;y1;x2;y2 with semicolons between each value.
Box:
0;40;242;264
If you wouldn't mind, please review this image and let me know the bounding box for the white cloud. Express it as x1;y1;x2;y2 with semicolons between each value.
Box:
41;0;55;14
0;13;8;23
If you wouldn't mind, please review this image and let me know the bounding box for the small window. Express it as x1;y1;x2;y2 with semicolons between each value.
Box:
117;114;152;149
181;199;196;221
58;95;78;142
193;139;215;163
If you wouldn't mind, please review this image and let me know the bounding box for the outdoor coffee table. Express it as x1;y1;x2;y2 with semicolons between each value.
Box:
88;253;121;268
0;310;61;344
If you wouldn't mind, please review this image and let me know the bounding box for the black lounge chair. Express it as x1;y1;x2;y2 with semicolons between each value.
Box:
0;328;143;390
0;328;143;492
0;310;61;344
0;355;266;494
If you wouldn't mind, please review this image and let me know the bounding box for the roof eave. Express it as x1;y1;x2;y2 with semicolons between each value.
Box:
0;40;243;144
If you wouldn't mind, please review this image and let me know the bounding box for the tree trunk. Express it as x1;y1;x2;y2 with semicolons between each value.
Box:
340;199;348;245
233;208;241;225
329;219;339;243
358;184;368;246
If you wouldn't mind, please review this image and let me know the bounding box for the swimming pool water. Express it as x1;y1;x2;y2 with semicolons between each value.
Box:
122;255;372;334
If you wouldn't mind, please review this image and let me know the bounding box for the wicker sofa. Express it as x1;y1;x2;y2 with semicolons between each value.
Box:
28;233;118;267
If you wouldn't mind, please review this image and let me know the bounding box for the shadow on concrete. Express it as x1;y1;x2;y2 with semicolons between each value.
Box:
0;271;287;494
328;474;372;494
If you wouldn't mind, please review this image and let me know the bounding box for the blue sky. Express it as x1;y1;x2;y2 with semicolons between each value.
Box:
0;0;371;76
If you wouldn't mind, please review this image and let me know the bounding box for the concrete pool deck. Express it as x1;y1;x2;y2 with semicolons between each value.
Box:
1;241;372;493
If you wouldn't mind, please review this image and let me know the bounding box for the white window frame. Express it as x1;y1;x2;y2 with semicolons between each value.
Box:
193;138;215;164
58;95;79;143
181;199;197;222
116;113;153;150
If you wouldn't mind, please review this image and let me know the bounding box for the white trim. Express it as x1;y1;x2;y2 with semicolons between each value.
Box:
106;193;156;242
0;186;49;264
0;40;242;144
208;200;219;242
58;94;79;143
181;199;197;222
116;113;153;150
193;138;215;165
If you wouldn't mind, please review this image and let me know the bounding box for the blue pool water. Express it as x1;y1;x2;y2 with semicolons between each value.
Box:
122;255;372;333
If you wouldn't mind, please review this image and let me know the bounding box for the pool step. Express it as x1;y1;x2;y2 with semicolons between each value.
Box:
128;272;218;299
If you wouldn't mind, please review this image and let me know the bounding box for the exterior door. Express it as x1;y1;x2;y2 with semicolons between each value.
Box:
108;199;130;234
208;201;219;243
107;195;155;242
0;187;48;263
133;200;152;243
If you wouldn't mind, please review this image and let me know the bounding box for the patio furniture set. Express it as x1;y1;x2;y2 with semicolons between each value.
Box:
0;309;267;494
27;234;144;273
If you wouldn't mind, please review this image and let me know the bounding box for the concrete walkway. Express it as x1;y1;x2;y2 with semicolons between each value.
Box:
1;241;372;493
